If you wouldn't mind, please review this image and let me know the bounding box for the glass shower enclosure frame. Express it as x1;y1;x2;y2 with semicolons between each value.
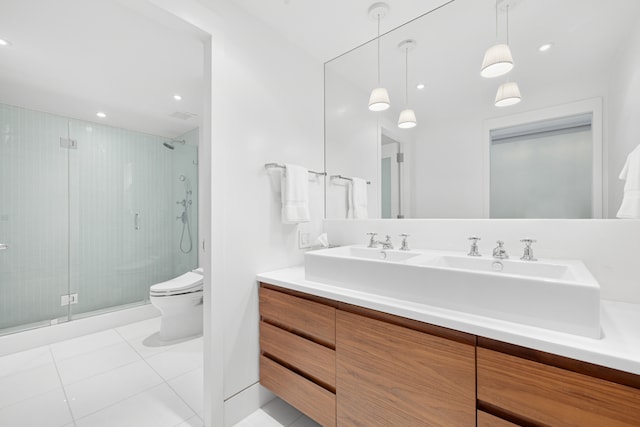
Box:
0;103;198;335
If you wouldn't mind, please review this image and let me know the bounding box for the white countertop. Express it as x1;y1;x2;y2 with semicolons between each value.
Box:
257;266;640;376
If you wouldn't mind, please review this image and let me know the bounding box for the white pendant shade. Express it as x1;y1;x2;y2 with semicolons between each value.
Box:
495;81;521;107
481;44;514;78
368;87;391;111
397;108;417;129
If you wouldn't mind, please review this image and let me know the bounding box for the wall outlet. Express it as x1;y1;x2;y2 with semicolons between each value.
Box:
298;230;311;249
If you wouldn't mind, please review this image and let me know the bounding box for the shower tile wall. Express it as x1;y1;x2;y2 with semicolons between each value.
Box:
0;103;198;332
0;105;70;330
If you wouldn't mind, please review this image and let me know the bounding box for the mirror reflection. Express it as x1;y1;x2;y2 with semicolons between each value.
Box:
325;0;640;219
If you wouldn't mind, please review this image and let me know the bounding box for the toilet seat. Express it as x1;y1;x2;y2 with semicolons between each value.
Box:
150;271;203;297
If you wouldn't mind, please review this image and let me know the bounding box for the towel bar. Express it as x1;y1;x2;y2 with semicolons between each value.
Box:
264;163;327;177
330;174;371;184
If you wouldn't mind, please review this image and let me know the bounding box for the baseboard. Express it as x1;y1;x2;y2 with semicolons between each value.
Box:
224;382;276;426
0;303;160;356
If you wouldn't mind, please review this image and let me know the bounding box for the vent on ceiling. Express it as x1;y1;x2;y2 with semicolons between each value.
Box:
169;111;198;120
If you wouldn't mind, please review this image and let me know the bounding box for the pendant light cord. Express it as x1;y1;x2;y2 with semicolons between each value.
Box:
377;14;381;84
405;47;409;106
506;4;510;45
495;0;498;39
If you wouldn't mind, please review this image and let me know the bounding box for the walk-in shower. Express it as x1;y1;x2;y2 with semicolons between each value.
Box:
0;103;199;336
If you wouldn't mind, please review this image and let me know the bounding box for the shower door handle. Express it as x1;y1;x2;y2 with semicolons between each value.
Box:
0;243;8;251
134;213;140;230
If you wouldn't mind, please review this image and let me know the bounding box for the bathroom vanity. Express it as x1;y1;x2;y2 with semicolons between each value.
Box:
257;251;640;427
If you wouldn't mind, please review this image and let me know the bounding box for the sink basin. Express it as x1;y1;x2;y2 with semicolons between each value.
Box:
319;245;422;262
410;254;579;281
305;245;601;338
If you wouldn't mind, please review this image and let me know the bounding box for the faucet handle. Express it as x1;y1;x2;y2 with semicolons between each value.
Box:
520;239;537;261
467;236;481;256
399;234;410;251
366;232;378;248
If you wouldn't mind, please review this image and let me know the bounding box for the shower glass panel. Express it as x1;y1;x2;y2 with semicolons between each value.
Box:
0;102;198;334
0;104;71;333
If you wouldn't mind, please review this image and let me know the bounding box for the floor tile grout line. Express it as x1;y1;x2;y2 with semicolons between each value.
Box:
0;357;66;413
143;352;202;421
164;375;201;419
49;330;127;363
71;378;167;423
287;413;305;426
0;344;53;379
48;346;76;424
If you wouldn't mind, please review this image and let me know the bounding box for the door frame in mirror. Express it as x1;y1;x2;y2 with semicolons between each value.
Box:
482;97;603;218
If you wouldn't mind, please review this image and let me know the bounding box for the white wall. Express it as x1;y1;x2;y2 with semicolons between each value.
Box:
608;17;640;217
324;219;640;304
143;1;324;425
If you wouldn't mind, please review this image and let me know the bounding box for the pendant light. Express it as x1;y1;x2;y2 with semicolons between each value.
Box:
494;5;521;107
397;39;417;129
480;0;514;78
495;81;521;107
368;3;390;112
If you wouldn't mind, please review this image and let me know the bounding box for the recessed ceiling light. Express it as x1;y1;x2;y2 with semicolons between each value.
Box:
173;94;183;101
0;38;11;47
416;83;425;90
96;112;107;118
539;43;553;52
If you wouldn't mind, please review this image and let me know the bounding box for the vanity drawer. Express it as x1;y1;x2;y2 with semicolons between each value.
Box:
260;355;336;427
477;347;640;426
477;411;518;427
260;321;335;389
259;286;335;347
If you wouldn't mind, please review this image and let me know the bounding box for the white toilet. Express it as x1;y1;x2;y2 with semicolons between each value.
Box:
150;268;204;341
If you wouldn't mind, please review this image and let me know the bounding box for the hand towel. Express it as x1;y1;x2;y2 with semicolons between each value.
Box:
281;164;311;223
617;145;640;218
347;177;368;219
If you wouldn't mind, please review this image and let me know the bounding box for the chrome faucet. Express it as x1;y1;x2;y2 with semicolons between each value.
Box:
381;235;394;250
467;237;481;256
399;234;410;251
520;239;537;261
366;233;379;248
492;240;509;259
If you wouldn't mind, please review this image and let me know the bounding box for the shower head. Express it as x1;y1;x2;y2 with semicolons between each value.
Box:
162;139;186;150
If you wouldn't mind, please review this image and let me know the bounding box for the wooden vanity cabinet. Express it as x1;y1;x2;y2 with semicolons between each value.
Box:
259;283;476;427
259;282;640;427
336;308;477;426
477;338;640;427
259;285;337;427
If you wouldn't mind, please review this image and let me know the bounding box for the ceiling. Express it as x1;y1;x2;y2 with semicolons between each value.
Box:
229;0;453;62
0;0;203;138
325;0;640;124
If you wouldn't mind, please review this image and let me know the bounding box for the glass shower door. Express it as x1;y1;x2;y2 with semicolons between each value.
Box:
0;104;71;334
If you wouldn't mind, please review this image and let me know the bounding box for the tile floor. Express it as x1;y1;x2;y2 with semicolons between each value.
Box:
233;398;320;427
0;317;203;427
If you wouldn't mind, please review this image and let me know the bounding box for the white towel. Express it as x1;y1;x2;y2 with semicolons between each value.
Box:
617;145;640;218
281;164;311;223
347;177;368;219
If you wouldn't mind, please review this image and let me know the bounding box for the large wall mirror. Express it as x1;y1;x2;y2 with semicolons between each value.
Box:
325;0;640;219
